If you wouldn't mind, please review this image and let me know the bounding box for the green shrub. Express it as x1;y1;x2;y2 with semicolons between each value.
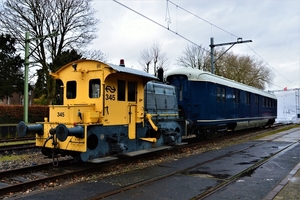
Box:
0;105;49;124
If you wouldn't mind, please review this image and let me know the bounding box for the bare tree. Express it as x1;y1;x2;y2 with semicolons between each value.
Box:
0;0;98;103
177;45;272;89
151;42;169;76
82;50;108;62
214;51;273;90
139;42;169;75
177;44;208;70
227;54;272;89
139;48;152;73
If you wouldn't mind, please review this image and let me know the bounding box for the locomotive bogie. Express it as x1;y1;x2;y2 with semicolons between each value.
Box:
232;119;269;131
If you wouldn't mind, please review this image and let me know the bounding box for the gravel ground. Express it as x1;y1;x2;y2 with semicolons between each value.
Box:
0;148;54;171
0;127;289;199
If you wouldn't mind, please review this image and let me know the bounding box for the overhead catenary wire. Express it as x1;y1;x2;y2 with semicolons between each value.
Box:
167;0;240;39
111;0;260;83
112;0;211;55
167;0;296;89
112;0;296;89
245;44;296;86
112;0;254;75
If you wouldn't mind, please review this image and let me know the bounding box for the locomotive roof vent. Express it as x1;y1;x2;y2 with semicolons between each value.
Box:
119;59;125;67
157;67;164;82
72;63;77;71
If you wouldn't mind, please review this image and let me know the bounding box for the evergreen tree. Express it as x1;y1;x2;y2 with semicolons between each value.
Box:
34;49;82;104
0;33;24;100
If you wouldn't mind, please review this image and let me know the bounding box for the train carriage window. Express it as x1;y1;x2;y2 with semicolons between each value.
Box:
233;89;240;103
66;81;76;99
271;99;273;108
128;81;136;102
89;79;100;98
179;84;182;101
232;91;236;102
118;80;126;101
217;87;221;102
246;92;250;105
255;95;259;104
222;88;226;102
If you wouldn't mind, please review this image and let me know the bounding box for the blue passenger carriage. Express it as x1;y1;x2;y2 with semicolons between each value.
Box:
165;68;277;137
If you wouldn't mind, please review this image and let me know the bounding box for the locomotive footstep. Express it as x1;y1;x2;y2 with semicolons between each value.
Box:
88;156;118;163
121;146;172;157
173;142;188;146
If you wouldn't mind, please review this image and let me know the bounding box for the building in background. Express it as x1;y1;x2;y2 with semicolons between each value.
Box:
0;87;34;105
273;88;300;124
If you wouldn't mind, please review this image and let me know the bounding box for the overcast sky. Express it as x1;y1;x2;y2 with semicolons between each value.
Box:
90;0;300;91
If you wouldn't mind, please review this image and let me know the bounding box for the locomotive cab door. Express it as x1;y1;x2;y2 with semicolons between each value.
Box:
103;74;138;140
128;104;137;139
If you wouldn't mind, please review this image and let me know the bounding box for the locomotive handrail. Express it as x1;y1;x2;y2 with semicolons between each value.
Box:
145;114;158;131
140;137;157;143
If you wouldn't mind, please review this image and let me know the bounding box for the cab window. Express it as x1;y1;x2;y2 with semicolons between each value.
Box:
118;80;125;101
128;81;136;102
89;79;100;98
66;81;76;99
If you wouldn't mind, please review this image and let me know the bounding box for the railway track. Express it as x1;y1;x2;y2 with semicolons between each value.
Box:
0;137;36;153
0;160;66;195
0;154;158;198
0;124;293;198
193;129;299;199
0;137;35;143
86;127;299;199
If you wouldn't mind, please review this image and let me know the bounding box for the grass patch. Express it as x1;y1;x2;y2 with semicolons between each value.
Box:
0;140;35;147
0;154;31;162
251;124;300;140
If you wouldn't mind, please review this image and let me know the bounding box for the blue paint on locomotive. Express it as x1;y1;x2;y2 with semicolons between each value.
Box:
78;81;185;162
80;121;184;162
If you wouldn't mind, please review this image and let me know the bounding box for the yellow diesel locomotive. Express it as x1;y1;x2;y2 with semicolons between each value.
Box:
17;59;186;163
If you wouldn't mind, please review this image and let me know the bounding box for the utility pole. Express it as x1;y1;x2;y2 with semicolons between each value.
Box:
24;32;30;123
210;37;252;74
23;31;58;123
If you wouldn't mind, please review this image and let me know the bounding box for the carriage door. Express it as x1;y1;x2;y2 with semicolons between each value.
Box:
127;81;137;139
